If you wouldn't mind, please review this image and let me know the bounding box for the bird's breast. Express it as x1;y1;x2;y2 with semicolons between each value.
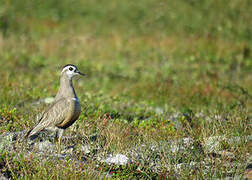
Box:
56;98;81;129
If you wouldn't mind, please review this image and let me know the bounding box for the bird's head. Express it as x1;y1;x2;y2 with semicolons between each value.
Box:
61;64;85;79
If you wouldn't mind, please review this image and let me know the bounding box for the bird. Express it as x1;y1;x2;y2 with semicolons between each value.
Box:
25;64;85;153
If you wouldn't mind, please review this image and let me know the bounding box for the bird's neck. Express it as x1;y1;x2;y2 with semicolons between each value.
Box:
55;74;77;100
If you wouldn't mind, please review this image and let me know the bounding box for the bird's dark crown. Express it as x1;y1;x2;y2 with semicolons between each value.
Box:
62;64;77;69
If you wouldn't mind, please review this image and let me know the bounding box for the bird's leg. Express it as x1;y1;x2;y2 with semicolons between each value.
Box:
56;129;64;154
57;137;61;154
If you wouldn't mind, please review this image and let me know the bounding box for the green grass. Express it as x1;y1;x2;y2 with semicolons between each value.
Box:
0;0;251;179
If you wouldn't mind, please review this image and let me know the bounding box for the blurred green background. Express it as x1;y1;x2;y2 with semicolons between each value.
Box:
0;0;251;178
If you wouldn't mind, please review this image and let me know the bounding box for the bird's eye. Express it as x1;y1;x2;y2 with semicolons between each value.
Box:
69;67;73;71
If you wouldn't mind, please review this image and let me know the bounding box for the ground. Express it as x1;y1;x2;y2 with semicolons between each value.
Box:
0;0;251;179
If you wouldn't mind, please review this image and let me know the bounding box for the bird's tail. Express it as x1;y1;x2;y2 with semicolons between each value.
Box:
24;125;45;139
24;128;33;139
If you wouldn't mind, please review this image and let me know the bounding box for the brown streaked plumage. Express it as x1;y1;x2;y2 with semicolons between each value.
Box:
25;64;85;153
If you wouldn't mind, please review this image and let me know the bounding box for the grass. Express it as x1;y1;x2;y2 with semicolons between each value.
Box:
0;0;251;179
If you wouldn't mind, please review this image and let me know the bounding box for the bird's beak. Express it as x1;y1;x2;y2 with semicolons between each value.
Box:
75;70;86;76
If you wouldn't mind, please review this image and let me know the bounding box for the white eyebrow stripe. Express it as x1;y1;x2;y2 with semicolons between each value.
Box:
61;67;68;73
61;66;75;73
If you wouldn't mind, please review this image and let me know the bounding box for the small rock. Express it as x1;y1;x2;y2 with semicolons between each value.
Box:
155;107;164;115
81;145;91;154
44;97;54;104
37;140;55;152
0;131;25;151
103;154;129;165
195;112;205;118
204;136;223;152
170;137;194;153
204;135;252;152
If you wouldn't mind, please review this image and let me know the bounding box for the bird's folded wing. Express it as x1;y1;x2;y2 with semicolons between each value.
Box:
28;98;70;135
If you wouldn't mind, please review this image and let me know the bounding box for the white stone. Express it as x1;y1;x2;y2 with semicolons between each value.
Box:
103;154;129;165
81;145;91;154
44;97;54;104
